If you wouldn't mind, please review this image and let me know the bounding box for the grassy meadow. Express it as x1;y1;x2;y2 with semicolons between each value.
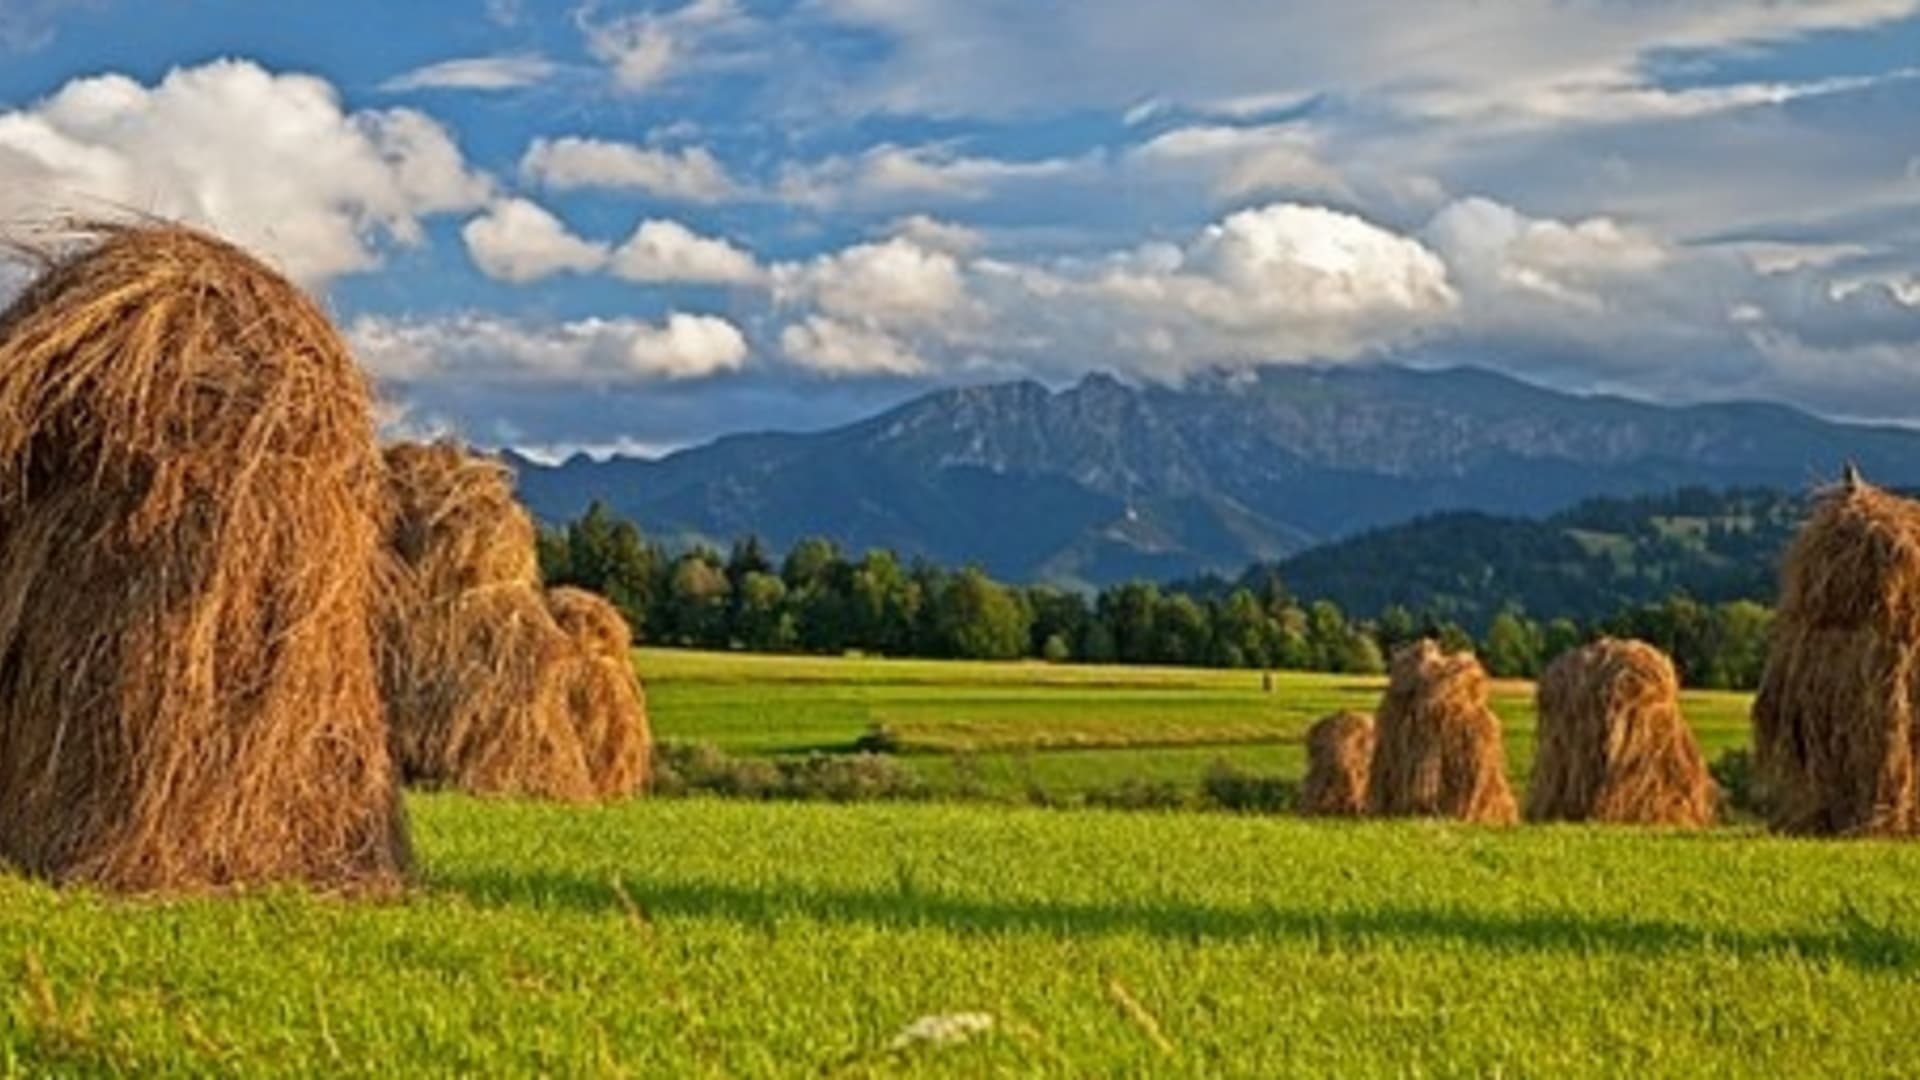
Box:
9;797;1920;1076
11;649;1881;1077
640;648;1755;801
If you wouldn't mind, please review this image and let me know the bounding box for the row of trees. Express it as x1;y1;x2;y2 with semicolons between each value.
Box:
539;504;1776;689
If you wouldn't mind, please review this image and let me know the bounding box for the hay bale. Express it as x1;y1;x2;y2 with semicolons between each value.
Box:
0;223;409;891
1527;638;1713;827
1368;640;1517;824
545;586;652;798
385;441;540;593
547;585;635;664
1297;711;1374;816
1753;477;1920;835
381;441;599;802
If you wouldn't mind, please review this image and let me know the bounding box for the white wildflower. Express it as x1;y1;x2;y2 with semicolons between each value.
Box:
888;1011;996;1051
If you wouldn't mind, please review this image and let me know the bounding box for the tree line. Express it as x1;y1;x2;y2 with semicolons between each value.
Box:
540;503;1775;690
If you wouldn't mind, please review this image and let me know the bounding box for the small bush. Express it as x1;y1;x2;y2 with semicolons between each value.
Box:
947;752;989;801
651;742;782;799
651;742;926;802
852;724;903;755
1202;760;1296;814
1709;748;1771;821
1041;634;1072;663
1084;778;1189;811
779;753;927;802
1023;781;1064;808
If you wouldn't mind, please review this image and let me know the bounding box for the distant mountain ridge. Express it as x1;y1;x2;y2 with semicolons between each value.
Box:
1245;487;1805;632
509;364;1920;586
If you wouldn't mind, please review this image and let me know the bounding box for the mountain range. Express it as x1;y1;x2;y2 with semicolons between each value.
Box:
509;364;1920;586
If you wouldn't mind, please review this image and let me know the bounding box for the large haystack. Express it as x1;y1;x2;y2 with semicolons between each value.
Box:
1368;640;1517;824
381;442;647;801
1527;639;1713;827
1753;474;1920;835
546;586;652;797
0;223;409;891
1298;711;1374;816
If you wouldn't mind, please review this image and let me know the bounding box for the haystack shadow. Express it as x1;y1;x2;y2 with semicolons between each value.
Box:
432;867;1918;974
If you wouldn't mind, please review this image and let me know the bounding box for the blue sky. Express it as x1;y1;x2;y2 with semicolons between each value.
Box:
1;0;1917;456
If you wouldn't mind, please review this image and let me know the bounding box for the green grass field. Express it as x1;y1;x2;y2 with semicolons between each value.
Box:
8;651;1867;1077
9;798;1920;1076
641;648;1755;801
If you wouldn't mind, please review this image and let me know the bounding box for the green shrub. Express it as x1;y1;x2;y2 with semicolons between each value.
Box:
1083;777;1189;811
651;742;926;803
652;742;783;799
779;753;927;802
1710;748;1771;821
1202;760;1297;814
852;723;903;755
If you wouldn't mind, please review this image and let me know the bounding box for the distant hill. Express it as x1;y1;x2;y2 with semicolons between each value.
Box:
1241;487;1807;631
510;364;1920;586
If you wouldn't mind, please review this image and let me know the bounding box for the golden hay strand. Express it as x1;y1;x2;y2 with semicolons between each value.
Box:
545;587;652;798
385;441;540;593
1753;479;1920;836
1527;638;1713;827
1298;711;1374;817
547;585;634;664
1368;640;1517;825
0;222;409;892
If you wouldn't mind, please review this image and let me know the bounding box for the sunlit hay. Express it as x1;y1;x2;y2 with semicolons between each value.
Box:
1753;476;1920;836
546;585;632;664
0;222;410;892
1368;640;1518;825
380;441;595;802
384;441;539;594
1297;711;1374;817
1527;638;1714;827
546;586;652;798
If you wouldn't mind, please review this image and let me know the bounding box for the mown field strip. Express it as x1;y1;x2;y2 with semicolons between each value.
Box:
641;649;1756;798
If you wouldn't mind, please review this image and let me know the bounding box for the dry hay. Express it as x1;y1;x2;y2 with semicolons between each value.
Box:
1297;711;1374;817
545;586;652;798
381;443;646;801
1753;475;1920;836
1527;638;1713;827
1368;640;1517;824
385;441;539;594
381;441;590;801
0;222;409;892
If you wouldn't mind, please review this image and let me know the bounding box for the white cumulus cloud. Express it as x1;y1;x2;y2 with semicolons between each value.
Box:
781;315;929;376
520;135;739;202
351;310;750;384
0;59;490;286
461;198;609;283
1079;203;1457;367
610;219;762;285
781;143;1086;209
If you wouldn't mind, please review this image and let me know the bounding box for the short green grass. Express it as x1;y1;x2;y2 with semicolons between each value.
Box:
8;797;1920;1076
0;652;1789;1075
642;649;1754;799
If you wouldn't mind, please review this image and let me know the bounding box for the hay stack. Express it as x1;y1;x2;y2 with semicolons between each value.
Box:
1298;711;1374;816
1527;639;1713;827
546;586;652;797
1368;640;1517;824
1753;474;1920;835
0;223;409;891
381;442;647;801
